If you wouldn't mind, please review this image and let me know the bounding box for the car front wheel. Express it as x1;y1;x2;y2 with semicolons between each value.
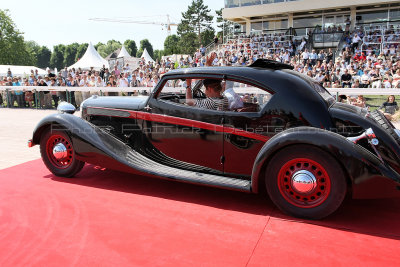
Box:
40;130;84;177
265;145;347;219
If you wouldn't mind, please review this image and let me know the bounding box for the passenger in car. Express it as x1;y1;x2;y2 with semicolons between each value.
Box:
222;80;244;110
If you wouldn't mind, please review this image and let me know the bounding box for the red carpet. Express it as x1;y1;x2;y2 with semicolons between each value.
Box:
0;159;399;266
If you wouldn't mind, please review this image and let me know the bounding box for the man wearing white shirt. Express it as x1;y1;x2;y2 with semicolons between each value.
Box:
301;49;309;65
282;51;289;63
118;73;129;88
314;71;324;84
351;33;361;53
79;74;90;100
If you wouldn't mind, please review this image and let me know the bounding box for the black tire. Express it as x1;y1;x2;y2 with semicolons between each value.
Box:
370;110;400;143
265;145;347;219
40;130;84;177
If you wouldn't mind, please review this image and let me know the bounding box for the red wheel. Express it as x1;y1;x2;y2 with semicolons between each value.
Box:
40;130;84;177
277;158;331;208
266;145;346;219
45;134;74;169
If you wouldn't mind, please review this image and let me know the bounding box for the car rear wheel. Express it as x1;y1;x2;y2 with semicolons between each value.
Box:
265;145;347;219
40;130;84;177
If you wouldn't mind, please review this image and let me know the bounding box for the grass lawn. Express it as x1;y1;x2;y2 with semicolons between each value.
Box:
365;95;400;111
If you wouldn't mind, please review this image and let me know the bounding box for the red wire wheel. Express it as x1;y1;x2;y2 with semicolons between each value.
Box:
265;145;347;219
277;158;331;208
40;130;84;177
45;134;74;169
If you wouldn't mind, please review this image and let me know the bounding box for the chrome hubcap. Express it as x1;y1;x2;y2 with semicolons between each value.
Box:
291;170;317;194
52;143;67;160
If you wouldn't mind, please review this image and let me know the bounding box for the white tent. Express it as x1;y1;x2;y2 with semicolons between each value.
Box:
69;42;109;70
0;65;46;77
140;48;154;63
117;46;131;58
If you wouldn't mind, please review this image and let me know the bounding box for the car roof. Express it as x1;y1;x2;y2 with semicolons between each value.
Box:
160;65;330;109
163;66;312;94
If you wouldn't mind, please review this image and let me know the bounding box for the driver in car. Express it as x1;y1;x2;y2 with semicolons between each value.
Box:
185;78;229;110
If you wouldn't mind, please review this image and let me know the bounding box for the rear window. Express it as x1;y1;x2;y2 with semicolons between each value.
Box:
312;82;335;107
283;69;335;107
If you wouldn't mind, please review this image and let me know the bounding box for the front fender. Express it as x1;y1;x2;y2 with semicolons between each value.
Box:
31;113;134;170
251;127;400;198
32;113;100;147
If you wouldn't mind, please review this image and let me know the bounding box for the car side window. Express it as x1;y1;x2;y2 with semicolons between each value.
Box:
222;80;272;112
156;78;272;112
157;78;228;111
156;78;187;105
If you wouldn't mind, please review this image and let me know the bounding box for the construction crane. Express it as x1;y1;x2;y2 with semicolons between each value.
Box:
89;15;178;35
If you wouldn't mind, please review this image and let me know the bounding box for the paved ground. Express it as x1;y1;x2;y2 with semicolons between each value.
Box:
0;108;74;169
0;107;399;170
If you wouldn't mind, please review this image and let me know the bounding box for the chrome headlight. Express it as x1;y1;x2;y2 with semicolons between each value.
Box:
57;101;76;114
347;128;378;145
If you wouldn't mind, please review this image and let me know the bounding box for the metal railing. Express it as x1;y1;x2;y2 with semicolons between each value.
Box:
312;32;343;44
1;86;400;109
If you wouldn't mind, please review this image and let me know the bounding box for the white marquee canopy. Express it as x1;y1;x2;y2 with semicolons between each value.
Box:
140;48;154;63
117;45;131;58
69;42;109;70
0;65;46;76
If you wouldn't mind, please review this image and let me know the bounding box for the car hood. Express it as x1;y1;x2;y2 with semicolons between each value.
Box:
81;96;149;110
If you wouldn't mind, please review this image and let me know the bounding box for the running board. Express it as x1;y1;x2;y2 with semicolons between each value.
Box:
125;150;251;192
85;125;252;192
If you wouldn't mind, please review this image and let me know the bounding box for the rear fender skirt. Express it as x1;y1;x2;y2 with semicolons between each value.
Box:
251;127;400;197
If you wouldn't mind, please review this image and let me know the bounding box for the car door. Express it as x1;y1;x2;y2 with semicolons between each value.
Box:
139;78;225;174
222;80;283;177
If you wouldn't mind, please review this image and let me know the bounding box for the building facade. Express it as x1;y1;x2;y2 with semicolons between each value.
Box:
222;0;400;36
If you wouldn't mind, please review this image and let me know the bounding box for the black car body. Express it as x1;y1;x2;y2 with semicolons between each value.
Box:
29;60;400;219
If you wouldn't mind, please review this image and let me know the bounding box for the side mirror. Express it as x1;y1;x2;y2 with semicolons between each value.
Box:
57;101;76;114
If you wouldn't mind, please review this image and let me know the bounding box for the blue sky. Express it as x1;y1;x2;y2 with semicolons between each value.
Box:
3;0;223;50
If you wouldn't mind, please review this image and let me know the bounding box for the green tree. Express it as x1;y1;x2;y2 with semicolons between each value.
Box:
94;42;103;51
25;40;41;65
75;43;88;62
177;0;213;46
50;44;65;69
37;46;51;68
137;39;154;58
0;9;32;65
200;28;215;46
124;39;137;57
63;42;79;67
97;40;121;58
178;32;198;55
163;34;180;55
216;8;234;41
153;49;164;61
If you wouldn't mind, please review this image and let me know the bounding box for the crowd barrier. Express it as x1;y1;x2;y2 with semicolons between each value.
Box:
0;86;399;109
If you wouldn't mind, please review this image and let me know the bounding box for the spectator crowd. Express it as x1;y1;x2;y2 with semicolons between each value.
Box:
1;24;400;114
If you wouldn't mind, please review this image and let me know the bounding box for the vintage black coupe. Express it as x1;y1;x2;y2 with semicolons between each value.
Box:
29;59;400;219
